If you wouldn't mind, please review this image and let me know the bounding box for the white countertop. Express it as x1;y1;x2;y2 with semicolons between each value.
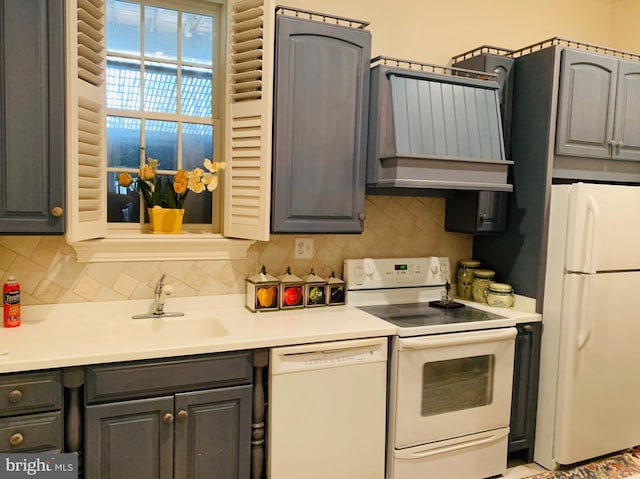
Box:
0;294;540;373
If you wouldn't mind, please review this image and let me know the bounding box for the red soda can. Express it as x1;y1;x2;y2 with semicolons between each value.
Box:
3;276;20;328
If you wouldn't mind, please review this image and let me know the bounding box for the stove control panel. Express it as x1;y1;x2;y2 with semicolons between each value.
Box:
344;257;451;290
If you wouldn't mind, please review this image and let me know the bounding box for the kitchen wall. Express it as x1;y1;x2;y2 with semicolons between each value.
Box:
609;0;640;53
10;196;470;305
284;0;615;65
5;0;630;305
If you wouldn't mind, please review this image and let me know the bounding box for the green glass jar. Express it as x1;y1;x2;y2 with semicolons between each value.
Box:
471;269;496;303
456;260;481;300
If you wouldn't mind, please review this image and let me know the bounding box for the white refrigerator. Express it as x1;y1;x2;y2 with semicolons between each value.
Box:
535;183;640;469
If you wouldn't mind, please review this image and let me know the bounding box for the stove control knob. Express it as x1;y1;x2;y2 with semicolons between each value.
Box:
364;261;374;277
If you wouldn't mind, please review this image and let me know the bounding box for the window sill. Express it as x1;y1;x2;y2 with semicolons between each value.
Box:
69;232;256;263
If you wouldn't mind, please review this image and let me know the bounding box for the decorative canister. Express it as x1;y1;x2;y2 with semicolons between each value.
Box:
456;260;481;300
246;265;280;312
471;269;496;303
279;266;304;310
486;283;515;308
325;272;346;306
303;269;326;307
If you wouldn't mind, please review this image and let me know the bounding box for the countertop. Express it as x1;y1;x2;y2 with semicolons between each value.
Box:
0;293;540;373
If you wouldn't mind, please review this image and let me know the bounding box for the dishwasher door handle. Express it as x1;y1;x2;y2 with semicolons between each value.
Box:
270;337;388;375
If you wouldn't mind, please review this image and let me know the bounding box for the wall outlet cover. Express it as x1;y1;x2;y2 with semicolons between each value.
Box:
295;238;314;259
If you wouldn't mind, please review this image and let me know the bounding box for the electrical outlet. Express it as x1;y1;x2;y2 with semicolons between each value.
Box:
295;238;314;259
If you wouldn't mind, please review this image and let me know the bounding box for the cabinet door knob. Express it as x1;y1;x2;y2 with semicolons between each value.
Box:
8;389;22;403
9;433;23;447
523;324;533;332
162;413;174;424
358;212;366;222
177;409;188;422
51;206;64;217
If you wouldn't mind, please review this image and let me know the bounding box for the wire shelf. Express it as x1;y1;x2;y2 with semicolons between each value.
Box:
450;45;515;64
371;56;497;81
509;37;640;61
275;5;369;29
451;37;640;63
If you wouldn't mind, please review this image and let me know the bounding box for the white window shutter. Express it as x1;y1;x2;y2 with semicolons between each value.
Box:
223;0;274;241
66;0;107;242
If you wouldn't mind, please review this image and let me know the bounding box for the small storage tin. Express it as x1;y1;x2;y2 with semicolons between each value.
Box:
456;259;481;300
279;267;304;309
325;272;346;306
471;269;496;303
246;265;280;312
303;269;326;307
486;283;515;308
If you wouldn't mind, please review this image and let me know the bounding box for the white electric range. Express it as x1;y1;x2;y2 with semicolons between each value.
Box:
345;257;517;479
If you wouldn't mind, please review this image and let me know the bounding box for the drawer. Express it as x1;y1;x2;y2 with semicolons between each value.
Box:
86;351;253;404
0;412;62;453
0;371;62;417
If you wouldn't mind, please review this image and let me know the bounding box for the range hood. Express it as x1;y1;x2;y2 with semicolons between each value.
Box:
366;57;513;195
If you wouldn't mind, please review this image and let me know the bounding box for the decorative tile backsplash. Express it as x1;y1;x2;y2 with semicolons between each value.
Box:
2;196;471;305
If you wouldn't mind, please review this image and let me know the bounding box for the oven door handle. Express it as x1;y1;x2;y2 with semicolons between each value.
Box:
398;327;516;351
395;429;509;460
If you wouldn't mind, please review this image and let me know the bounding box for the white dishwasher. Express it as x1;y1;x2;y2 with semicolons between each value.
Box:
268;337;388;479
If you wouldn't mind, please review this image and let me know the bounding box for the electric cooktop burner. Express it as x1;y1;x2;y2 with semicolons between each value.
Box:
357;302;507;329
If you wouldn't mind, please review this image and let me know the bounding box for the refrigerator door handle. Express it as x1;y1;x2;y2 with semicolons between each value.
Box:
577;275;592;350
583;194;600;274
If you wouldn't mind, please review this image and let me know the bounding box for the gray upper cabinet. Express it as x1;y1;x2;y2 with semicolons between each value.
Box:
271;13;371;233
0;0;65;234
556;49;640;161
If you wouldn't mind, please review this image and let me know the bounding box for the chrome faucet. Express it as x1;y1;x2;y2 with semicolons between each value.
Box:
153;274;168;315
132;274;185;319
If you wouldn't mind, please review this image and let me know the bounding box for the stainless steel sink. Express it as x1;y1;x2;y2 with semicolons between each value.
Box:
102;316;229;344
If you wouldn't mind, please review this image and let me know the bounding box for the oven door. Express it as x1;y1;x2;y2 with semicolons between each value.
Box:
392;327;516;449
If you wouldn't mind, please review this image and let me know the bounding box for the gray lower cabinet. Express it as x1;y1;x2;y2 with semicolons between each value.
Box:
0;370;63;453
0;0;65;233
271;13;371;233
509;322;541;462
556;49;640;161
84;352;253;479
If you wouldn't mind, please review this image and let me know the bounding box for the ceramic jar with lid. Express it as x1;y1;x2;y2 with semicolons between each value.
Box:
303;269;326;307
457;260;481;300
246;265;280;312
279;266;304;309
325;272;346;306
486;283;515;308
471;269;496;303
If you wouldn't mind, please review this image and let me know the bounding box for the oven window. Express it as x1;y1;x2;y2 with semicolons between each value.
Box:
421;355;495;416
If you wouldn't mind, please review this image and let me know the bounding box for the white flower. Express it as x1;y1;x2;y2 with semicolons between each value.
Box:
188;168;206;193
204;158;226;173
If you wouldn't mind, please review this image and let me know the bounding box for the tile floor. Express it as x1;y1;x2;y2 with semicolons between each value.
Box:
503;459;547;478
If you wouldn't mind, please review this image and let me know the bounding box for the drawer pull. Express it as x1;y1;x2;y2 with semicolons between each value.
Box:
9;433;23;447
8;390;22;403
162;413;174;425
177;410;188;422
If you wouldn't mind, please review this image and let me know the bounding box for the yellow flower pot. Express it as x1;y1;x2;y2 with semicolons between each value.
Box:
148;208;185;234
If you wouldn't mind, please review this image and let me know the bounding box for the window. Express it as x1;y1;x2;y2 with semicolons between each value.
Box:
105;0;222;230
65;0;275;260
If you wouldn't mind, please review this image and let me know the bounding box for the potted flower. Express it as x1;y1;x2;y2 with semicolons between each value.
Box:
118;147;226;233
